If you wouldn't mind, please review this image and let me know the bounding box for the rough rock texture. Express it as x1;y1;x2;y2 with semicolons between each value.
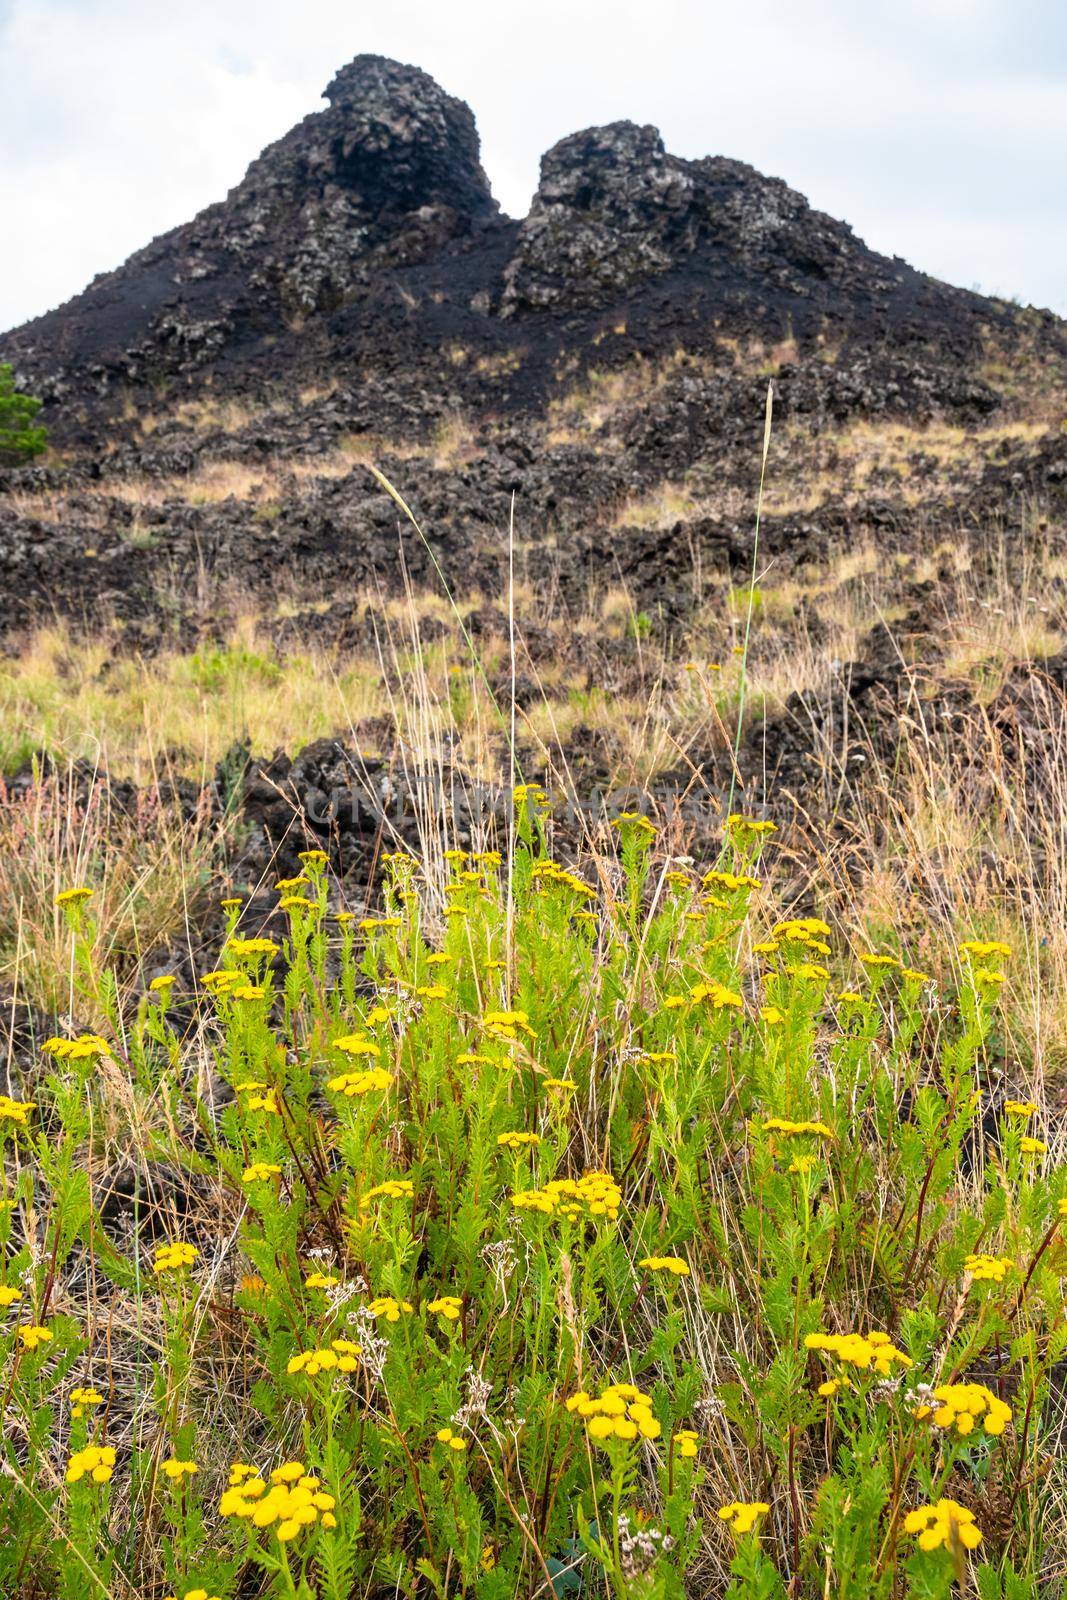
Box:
0;53;1064;646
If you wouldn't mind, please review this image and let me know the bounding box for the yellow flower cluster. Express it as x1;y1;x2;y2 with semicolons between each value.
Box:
42;1034;110;1061
689;980;744;1010
19;1324;54;1350
242;1162;282;1184
914;1383;1011;1437
435;1427;467;1451
164;1589;221;1600
286;1339;361;1377
763;1117;833;1140
530;860;596;898
484;1009;536;1040
226;937;279;959
805;1331;912;1375
327;1066;395;1097
566;1383;661;1442
218;1460;337;1539
360;1178;414;1206
0;1096;33;1126
512;1172;622;1221
904;1499;982;1552
153;1242;198;1274
162;1458;198;1481
718;1500;770;1534
497;1131;540;1150
368;1297;413;1322
964;1253;1012;1283
331;1034;381;1057
55;886;93;907
66;1445;115;1484
427;1295;462;1320
639;1255;690;1277
1004;1100;1037;1118
959;939;1011;961
674;1429;699;1458
0;1285;21;1306
70;1386;103;1417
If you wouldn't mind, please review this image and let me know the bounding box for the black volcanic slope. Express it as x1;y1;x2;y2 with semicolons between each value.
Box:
0;53;1065;640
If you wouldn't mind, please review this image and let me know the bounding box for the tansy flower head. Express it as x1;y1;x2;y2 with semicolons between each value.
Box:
913;1382;1011;1438
55;887;93;907
497;1131;540;1150
963;1253;1013;1284
70;1386;103;1417
566;1383;662;1444
805;1331;911;1376
427;1296;462;1320
513;1172;622;1223
904;1499;982;1553
66;1444;115;1484
242;1162;282;1184
0;1285;22;1306
0;1096;34;1126
435;1427;467;1451
153;1242;197;1275
327;1067;394;1098
717;1501;770;1534
674;1429;700;1458
161;1458;198;1481
639;1255;690;1278
19;1324;54;1351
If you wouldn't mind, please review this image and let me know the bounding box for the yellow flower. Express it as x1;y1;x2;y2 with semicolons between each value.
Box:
327;1067;395;1098
427;1296;462;1321
298;849;328;868
41;1034;110;1061
331;1035;381;1057
1021;1136;1047;1157
0;1096;33;1126
18;1324;54;1351
497;1131;540;1150
726;814;776;838
219;1457;335;1537
513;1172;622;1222
717;1501;770;1534
359;1179;414;1207
242;1163;282;1184
805;1331;911;1376
153;1242;198;1275
275;874;308;891
435;1427;468;1451
164;1589;222;1600
963;1254;1013;1284
161;1457;199;1481
279;894;315;912
913;1382;1011;1438
55;887;93;907
66;1444;116;1484
959;939;1011;961
70;1386;103;1417
763;1117;833;1140
544;1077;577;1091
226;937;279;959
674;1429;699;1458
566;1383;662;1443
639;1255;690;1278
904;1499;982;1553
1004;1100;1037;1118
287;1339;361;1377
368;1297;413;1323
858;953;899;969
304;1271;339;1291
690;980;744;1010
0;1285;22;1307
149;974;176;993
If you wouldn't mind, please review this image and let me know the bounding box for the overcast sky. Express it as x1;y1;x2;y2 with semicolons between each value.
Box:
2;0;1065;333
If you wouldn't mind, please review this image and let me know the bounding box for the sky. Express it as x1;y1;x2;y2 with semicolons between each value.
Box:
1;0;1066;332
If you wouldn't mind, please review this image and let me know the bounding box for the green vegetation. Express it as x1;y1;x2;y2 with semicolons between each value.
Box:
0;363;47;466
0;805;1064;1598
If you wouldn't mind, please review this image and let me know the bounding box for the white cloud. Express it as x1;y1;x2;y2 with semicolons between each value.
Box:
1;0;1065;329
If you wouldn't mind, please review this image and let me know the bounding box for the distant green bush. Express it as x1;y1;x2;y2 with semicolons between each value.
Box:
0;363;47;465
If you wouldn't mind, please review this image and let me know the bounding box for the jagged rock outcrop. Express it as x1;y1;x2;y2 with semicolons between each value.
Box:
0;53;1063;645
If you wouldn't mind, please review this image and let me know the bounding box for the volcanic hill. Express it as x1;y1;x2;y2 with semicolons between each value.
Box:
2;51;1065;647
